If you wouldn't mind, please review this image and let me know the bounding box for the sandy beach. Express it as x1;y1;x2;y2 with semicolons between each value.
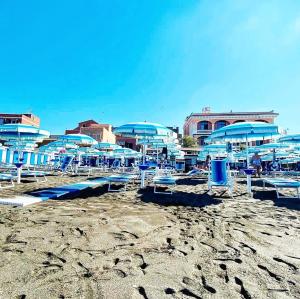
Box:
0;175;299;299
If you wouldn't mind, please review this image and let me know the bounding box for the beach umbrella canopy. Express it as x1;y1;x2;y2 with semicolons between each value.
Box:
210;122;279;165
0;124;50;184
210;122;279;142
210;122;279;195
0;124;50;142
114;122;172;138
59;134;97;146
4;140;38;150
261;152;290;162
257;142;290;150
278;134;300;144
114;122;172;166
280;157;300;164
94;142;121;150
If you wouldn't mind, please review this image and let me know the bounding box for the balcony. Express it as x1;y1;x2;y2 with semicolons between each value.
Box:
196;129;212;135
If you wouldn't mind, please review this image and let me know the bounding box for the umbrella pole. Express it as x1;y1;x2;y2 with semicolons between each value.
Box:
245;135;252;196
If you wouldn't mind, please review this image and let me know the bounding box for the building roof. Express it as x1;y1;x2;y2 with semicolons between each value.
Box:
185;110;278;120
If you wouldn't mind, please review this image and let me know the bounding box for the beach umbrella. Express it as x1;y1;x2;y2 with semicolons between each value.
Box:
210;122;279;166
0;124;50;183
256;142;290;163
278;134;300;144
93;142;121;150
257;142;290;150
114;122;172;162
210;122;279;195
114;122;173;187
0;124;50;142
59;134;97;146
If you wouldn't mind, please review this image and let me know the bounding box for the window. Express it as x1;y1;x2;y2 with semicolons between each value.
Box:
197;121;212;131
214;120;229;130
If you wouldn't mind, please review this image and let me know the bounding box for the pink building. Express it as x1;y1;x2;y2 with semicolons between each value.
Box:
184;107;278;145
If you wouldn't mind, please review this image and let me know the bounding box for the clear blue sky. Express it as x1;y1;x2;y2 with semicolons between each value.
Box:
0;0;299;134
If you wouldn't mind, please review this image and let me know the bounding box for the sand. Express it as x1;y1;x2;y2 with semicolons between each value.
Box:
0;175;299;299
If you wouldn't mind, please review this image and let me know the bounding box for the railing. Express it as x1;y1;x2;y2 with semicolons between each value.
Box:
196;130;212;134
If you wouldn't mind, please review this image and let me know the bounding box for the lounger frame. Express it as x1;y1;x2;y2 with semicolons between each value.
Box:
263;179;300;199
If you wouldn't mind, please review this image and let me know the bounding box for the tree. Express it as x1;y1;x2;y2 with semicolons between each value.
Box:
182;136;197;148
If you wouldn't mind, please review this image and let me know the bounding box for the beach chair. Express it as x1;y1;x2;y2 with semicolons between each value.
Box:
59;156;74;176
263;178;300;199
153;175;177;194
208;159;234;197
0;173;15;189
107;174;137;192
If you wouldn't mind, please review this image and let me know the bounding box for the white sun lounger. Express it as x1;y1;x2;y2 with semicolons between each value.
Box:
8;170;48;183
0;196;42;206
263;178;300;199
0;174;16;189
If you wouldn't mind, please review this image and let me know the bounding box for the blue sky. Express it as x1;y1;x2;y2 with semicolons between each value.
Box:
0;0;299;134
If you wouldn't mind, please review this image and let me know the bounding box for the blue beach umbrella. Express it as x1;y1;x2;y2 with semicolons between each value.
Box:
210;122;279;196
278;134;300;144
59;134;97;146
114;122;172;138
0;124;50;142
94;142;121;150
0;124;50;183
210;122;279;166
114;122;172;163
257;142;290;150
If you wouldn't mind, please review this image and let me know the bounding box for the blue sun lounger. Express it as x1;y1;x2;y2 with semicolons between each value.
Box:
153;176;177;194
263;178;300;199
0;178;108;206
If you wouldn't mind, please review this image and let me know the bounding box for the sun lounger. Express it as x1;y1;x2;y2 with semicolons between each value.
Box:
0;196;43;206
0;173;16;189
153;176;177;194
16;170;48;182
59;156;74;176
263;178;300;199
29;178;109;199
107;174;137;192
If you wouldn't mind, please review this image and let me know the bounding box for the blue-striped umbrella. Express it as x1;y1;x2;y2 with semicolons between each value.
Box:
257;142;290;150
278;134;300;144
114;122;172;138
94;142;121;150
0;124;50;183
210;122;279;164
211;122;279;142
0;124;50;142
59;134;97;146
210;122;279;195
114;122;172;164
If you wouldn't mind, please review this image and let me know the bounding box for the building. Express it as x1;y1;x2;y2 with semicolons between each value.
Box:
184;107;278;145
116;136;139;150
167;126;182;142
0;113;40;127
65;120;116;143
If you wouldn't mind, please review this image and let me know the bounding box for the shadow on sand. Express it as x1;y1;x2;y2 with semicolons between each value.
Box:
137;186;223;208
253;190;300;211
175;178;207;186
